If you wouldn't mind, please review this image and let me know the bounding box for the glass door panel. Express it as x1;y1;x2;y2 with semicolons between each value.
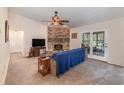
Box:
82;33;90;54
92;32;105;56
82;31;107;61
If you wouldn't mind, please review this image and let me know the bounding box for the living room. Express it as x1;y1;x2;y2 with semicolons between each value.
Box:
1;7;124;85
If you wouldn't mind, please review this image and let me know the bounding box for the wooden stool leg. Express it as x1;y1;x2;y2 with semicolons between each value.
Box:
48;61;51;73
38;59;41;72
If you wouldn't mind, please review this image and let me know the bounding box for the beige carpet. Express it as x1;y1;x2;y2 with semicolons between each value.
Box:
5;53;124;85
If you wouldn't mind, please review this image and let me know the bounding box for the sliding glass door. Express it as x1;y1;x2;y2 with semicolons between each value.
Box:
82;31;107;61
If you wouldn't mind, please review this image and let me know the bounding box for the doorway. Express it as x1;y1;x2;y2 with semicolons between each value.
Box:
82;30;108;61
10;30;24;53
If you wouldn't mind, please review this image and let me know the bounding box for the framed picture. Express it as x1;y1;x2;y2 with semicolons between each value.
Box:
71;33;77;39
5;20;9;43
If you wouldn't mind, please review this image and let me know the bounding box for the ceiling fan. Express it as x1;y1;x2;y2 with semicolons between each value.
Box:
42;11;69;25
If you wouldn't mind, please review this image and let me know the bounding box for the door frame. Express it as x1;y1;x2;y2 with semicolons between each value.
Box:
80;29;109;62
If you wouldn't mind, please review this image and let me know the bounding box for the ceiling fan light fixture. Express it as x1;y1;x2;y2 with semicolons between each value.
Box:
43;11;69;26
51;13;60;25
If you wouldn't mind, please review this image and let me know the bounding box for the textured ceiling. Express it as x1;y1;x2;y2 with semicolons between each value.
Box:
9;7;124;28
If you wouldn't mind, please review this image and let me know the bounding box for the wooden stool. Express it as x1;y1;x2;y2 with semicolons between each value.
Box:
38;57;51;76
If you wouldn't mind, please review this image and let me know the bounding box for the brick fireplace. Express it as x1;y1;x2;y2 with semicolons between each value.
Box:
48;25;70;51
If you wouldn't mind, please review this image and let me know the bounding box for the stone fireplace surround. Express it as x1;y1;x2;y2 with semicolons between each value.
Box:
47;25;70;51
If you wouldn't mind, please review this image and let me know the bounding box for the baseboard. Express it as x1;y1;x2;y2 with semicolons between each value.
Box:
88;58;123;68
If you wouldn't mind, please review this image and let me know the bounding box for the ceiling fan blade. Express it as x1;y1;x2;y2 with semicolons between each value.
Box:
59;22;65;25
60;20;69;22
41;20;51;22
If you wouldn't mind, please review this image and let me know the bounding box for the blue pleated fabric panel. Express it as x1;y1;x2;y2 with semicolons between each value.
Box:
51;48;85;77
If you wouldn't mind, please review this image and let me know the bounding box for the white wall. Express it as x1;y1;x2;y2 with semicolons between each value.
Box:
70;31;81;50
0;8;10;84
9;11;47;56
70;17;124;66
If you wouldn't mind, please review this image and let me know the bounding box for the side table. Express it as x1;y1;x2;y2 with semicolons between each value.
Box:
38;57;51;76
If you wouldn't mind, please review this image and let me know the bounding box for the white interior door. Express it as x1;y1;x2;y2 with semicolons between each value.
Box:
82;30;108;61
10;30;24;53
